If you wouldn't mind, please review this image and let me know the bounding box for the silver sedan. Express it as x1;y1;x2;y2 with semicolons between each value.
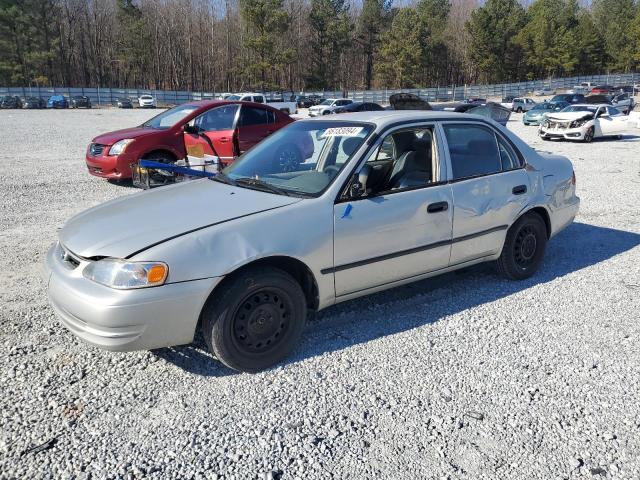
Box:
44;111;580;372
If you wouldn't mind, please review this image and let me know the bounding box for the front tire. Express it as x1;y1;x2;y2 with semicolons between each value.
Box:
583;126;594;143
202;267;307;373
496;212;547;280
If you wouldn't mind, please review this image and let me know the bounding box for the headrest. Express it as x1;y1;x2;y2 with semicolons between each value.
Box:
412;136;431;151
341;137;361;157
393;131;416;153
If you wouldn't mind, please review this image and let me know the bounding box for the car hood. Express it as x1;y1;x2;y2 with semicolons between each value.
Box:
545;111;593;121
59;180;301;258
92;126;159;144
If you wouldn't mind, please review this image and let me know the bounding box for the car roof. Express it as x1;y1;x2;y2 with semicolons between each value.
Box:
303;110;495;127
568;103;608;107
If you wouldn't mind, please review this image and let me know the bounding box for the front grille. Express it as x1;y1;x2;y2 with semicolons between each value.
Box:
89;143;106;156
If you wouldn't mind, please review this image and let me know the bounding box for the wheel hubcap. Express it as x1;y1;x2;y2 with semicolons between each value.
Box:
233;290;290;353
514;226;537;267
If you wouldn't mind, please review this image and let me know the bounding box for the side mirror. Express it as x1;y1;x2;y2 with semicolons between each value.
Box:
184;124;199;134
349;181;364;199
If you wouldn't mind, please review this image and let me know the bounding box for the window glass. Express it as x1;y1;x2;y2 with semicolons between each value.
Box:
254;96;265;103
607;106;621;115
364;128;434;192
267;109;276;124
223;121;373;196
239;106;268;126
195;104;239;131
141;103;199;129
443;124;501;179
497;136;519;170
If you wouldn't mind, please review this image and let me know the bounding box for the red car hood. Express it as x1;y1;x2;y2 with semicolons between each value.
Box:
92;126;159;145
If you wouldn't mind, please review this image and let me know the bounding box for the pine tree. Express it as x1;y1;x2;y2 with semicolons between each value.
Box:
240;0;291;90
592;0;637;71
375;8;427;88
466;0;527;83
355;0;392;90
308;0;350;89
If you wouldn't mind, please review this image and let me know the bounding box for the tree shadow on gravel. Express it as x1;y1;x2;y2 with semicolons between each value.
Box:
157;222;639;375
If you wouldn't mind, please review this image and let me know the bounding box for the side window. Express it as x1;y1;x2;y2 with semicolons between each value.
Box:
496;135;521;170
239;106;268;127
607;106;621;116
364;128;435;194
254;95;265;103
443;124;501;179
266;109;276;124
194;104;239;131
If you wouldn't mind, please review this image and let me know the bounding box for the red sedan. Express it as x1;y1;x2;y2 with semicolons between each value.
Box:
85;100;293;180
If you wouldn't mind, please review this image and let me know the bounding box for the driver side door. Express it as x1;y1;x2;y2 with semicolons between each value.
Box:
331;125;453;298
183;104;239;168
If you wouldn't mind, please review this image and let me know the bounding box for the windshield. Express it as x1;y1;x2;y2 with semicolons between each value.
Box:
319;99;333;105
225;94;242;101
562;106;597;113
141;104;198;129
222;121;374;196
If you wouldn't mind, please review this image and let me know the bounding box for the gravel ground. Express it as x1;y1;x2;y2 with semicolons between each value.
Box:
1;108;639;480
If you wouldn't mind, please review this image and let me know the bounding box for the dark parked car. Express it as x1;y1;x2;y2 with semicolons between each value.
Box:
334;102;385;114
294;95;314;108
551;93;585;104
613;85;634;94
584;94;613;105
463;97;486;104
47;95;68;109
23;96;46;109
388;93;433;110
115;97;133;109
1;96;23;108
71;95;91;108
501;95;516;103
307;94;324;106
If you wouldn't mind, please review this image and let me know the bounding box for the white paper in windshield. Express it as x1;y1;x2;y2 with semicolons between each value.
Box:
320;126;364;138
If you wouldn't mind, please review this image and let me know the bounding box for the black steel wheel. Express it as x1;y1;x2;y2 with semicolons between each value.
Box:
202;267;307;372
496;212;547;280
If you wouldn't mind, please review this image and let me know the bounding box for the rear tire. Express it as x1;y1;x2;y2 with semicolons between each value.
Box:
496;212;547;280
202;267;307;373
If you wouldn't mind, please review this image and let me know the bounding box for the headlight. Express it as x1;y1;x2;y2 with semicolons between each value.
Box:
570;119;587;128
83;259;168;289
108;139;133;156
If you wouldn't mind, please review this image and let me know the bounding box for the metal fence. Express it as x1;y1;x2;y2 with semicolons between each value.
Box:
2;72;639;107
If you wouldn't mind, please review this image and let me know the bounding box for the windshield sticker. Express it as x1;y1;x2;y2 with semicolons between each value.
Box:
320;127;364;138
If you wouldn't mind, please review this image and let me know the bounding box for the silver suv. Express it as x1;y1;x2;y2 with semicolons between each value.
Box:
512;98;536;112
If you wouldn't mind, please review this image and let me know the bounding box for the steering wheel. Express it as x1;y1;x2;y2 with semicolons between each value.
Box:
276;144;302;172
323;165;340;178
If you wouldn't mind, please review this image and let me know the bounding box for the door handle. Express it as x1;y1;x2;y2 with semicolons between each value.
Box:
219;137;230;143
427;201;449;213
512;185;527;195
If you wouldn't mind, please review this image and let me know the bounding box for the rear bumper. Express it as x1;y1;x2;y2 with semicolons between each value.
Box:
550;197;580;238
44;243;221;351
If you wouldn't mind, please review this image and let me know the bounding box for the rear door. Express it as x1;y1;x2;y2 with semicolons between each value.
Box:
183;104;240;168
236;105;273;153
440;122;531;265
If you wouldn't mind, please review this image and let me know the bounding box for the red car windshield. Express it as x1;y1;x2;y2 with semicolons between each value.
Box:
141;104;199;129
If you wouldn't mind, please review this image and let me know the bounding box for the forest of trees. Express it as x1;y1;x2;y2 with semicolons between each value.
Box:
1;0;639;93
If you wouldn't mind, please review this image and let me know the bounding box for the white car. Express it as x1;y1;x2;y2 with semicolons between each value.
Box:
138;94;156;108
539;104;629;142
224;92;297;114
308;98;353;116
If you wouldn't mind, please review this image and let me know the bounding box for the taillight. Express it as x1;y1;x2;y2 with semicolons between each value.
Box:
571;170;576;185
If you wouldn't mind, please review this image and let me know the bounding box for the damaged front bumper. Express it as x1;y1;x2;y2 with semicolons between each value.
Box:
43;242;221;351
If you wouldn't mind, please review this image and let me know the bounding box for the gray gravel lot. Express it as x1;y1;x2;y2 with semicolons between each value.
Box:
1;108;639;480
